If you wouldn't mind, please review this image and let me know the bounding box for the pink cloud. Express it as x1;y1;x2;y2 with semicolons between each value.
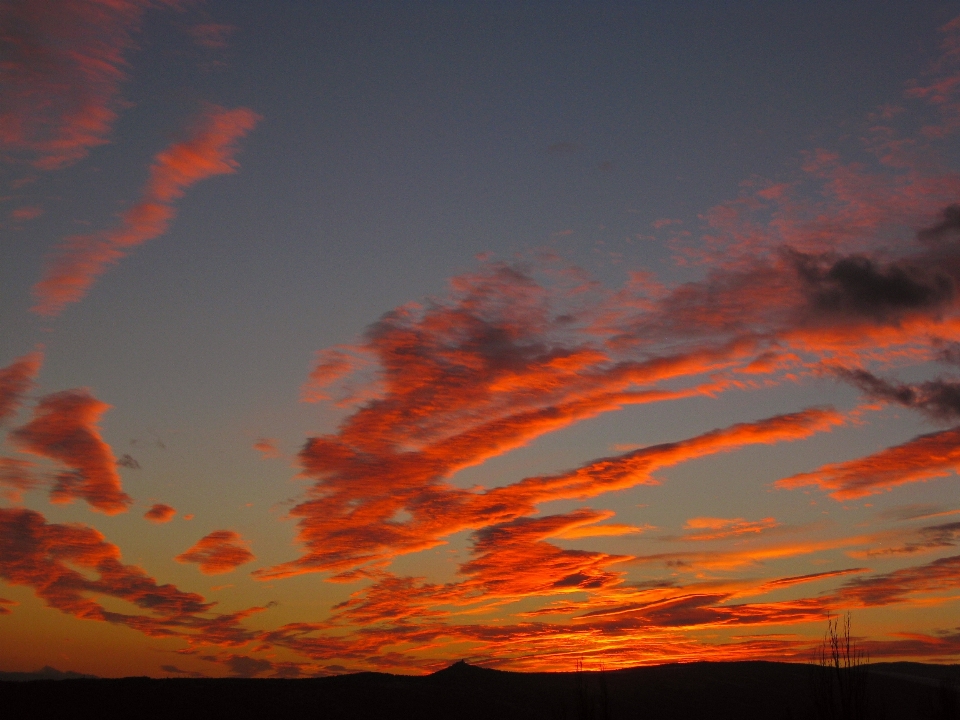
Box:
31;105;260;316
10;389;132;514
10;206;42;221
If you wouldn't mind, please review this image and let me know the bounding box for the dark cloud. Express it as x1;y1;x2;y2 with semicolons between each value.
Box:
863;522;960;557
791;250;954;322
116;453;140;469
918;204;960;245
834;367;960;421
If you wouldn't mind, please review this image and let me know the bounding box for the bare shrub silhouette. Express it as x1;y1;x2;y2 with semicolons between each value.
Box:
813;611;870;720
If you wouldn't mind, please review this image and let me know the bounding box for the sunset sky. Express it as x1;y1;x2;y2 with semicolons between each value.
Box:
3;1;960;679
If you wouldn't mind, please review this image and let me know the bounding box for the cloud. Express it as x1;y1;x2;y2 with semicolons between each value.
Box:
791;250;954;323
677;517;779;542
833;367;960;421
252;438;280;460
759;568;868;591
11;206;42;221
834;553;960;606
0;457;40;503
176;531;254;574
776;425;960;500
0;597;16;615
10;389;132;514
116;453;140;469
0;352;42;425
0;506;210;621
144;503;176;524
852;521;960;557
160;664;205;678
0;0;178;170
31;105;260;316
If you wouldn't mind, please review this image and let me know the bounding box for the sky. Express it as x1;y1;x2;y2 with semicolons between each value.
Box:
2;0;960;679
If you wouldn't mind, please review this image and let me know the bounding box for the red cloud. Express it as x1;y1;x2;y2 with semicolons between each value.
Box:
144;503;176;524
10;389;132;514
0;457;40;503
0;505;210;620
776;425;960;500
176;531;254;574
0;352;42;424
0;506;270;650
0;0;178;170
0;597;16;615
31;105;260;316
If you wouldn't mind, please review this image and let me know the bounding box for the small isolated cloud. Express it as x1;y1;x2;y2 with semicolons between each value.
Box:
11;206;42;221
188;23;235;50
252;438;280;459
11;389;132;514
116;453;140;469
143;503;176;524
176;530;254;574
0;597;17;615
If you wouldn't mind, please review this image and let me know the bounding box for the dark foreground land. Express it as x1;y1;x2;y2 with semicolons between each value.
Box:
2;660;958;719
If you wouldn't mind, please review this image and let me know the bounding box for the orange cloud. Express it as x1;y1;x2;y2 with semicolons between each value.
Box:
144;503;176;524
0;0;179;170
679;517;779;542
10;389;132;514
0;352;42;424
776;425;960;499
31;105;260;316
176;530;254;574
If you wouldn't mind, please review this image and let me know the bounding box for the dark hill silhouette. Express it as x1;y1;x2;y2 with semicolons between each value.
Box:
1;660;957;720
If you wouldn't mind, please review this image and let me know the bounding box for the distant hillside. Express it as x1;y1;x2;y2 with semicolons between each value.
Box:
0;666;98;682
1;660;957;719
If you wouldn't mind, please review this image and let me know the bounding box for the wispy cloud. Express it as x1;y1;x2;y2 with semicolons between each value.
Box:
0;0;179;170
32;105;260;317
0;352;42;425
